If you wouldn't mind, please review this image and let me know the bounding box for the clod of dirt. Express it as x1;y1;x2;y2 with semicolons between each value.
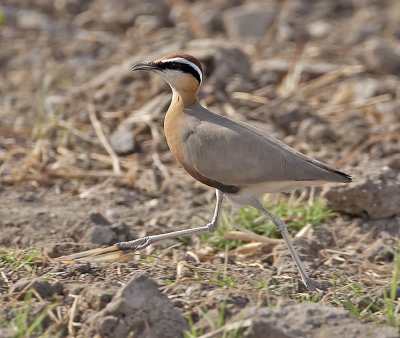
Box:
110;222;132;242
82;285;116;311
82;225;116;245
10;278;64;300
323;166;400;219
83;213;132;245
90;212;111;226
223;3;277;41
81;274;188;338
241;303;399;338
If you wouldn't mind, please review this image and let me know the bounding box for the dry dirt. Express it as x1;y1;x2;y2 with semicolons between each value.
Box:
0;0;399;337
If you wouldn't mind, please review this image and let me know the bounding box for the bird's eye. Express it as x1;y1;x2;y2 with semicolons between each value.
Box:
171;62;181;70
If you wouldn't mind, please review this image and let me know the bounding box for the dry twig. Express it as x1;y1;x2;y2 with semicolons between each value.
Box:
88;103;122;176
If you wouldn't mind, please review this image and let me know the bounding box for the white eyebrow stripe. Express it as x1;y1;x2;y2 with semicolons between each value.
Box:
159;57;202;82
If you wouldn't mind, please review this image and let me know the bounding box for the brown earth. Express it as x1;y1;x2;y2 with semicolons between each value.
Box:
0;0;399;337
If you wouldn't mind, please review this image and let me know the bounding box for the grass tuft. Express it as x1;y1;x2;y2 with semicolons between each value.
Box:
184;300;244;338
383;250;400;329
0;248;42;274
3;292;58;338
201;195;335;250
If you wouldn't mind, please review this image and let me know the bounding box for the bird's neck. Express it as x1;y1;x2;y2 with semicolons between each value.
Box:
164;88;194;168
171;87;198;108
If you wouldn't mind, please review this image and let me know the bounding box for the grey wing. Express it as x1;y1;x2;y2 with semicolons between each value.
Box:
181;112;351;186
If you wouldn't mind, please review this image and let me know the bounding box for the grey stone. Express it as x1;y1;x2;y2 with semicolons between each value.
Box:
360;38;400;75
82;286;116;311
90;212;111;226
323;166;400;219
223;4;277;41
110;222;132;242
10;278;64;300
110;127;135;155
81;274;188;338
82;225;116;245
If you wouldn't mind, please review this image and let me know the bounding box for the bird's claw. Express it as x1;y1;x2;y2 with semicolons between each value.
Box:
303;276;320;291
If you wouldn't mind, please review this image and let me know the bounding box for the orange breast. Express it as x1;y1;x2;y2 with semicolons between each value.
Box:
164;102;239;194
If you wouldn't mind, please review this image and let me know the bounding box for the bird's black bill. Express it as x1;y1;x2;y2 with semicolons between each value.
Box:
131;61;159;71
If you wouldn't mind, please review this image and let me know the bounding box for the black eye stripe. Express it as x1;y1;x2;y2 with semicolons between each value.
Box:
158;61;201;83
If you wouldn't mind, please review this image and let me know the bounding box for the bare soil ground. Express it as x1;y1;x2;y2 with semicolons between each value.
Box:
0;0;399;337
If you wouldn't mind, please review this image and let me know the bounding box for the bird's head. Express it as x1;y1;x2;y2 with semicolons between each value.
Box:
132;53;203;98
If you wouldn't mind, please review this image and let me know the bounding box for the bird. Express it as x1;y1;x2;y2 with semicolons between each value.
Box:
63;53;351;291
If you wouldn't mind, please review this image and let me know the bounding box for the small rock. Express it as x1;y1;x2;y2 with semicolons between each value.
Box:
10;278;63;300
359;38;400;75
323;166;400;219
82;286;116;311
110;222;132;242
74;262;92;274
82;225;116;245
223;4;277;42
90;212;111;226
110;127;135;155
81;274;188;338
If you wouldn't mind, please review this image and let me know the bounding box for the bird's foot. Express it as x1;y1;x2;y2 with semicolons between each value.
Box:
206;222;218;232
115;237;150;251
302;276;320;291
56;237;154;264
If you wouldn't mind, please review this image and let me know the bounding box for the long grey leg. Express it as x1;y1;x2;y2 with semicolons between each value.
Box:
116;190;224;251
254;200;319;291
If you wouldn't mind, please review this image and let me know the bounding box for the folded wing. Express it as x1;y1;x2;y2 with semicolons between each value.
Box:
181;106;351;188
